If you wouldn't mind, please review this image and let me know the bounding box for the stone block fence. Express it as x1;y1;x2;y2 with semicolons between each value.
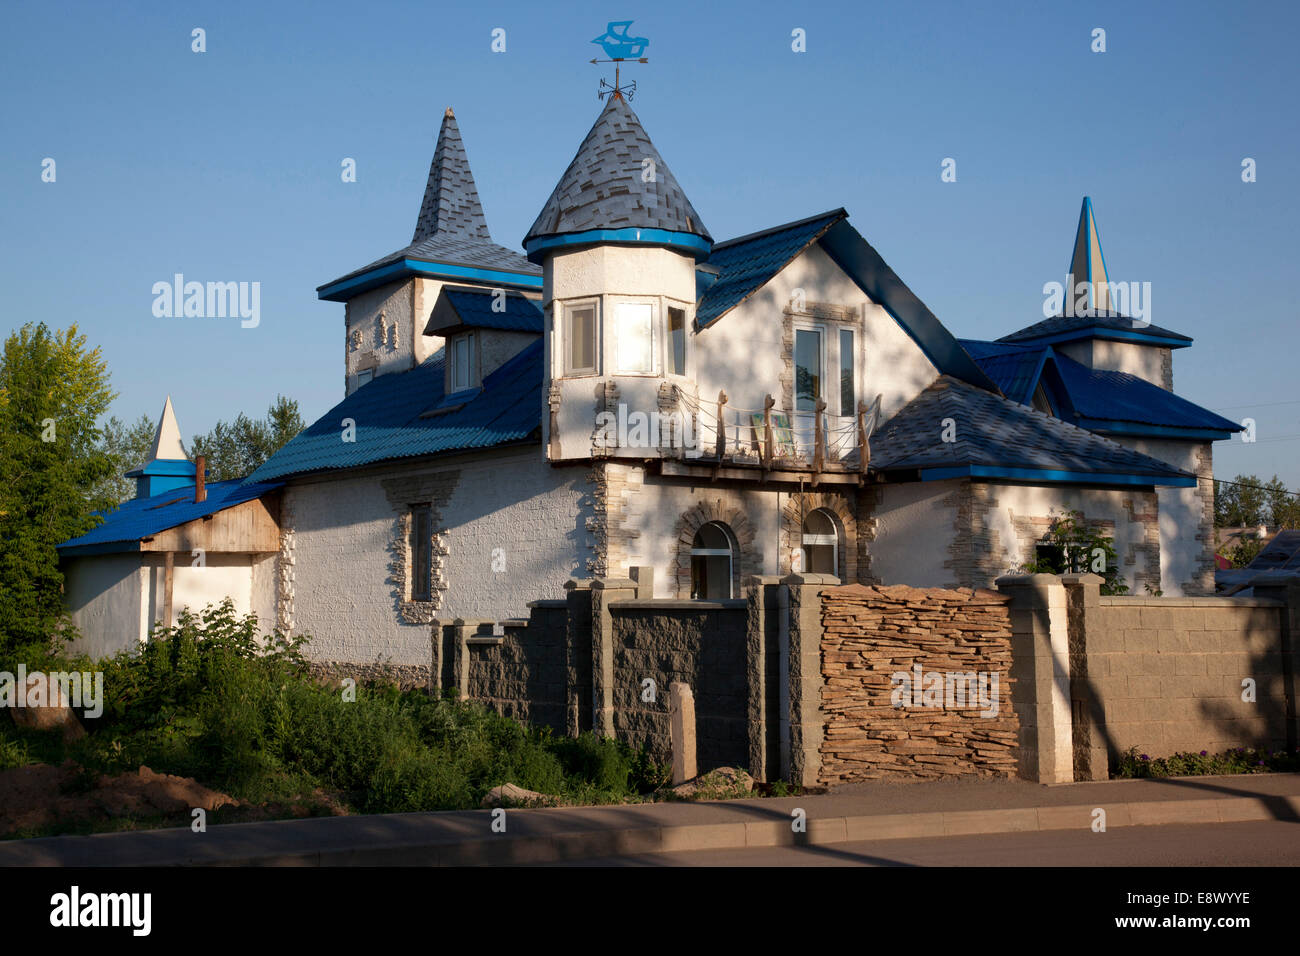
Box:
320;570;1300;787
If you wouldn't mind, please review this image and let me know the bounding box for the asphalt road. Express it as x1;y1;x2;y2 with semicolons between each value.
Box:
547;820;1300;866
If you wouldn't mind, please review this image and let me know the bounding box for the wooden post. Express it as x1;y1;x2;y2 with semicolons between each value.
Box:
812;397;826;482
714;389;728;460
857;400;870;474
163;551;175;630
763;394;775;469
669;682;698;785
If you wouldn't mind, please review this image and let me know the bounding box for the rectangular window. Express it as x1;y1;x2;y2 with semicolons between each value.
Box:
567;305;596;374
669;307;686;375
615;302;653;373
794;328;823;411
451;332;475;391
409;505;433;602
839;328;855;414
355;368;374;387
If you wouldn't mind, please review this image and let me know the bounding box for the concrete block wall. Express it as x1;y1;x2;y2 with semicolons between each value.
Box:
459;601;569;730
608;600;749;768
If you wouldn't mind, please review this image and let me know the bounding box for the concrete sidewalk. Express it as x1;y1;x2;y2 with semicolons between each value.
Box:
2;773;1298;866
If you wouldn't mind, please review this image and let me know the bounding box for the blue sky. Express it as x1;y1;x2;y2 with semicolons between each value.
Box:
3;0;1297;485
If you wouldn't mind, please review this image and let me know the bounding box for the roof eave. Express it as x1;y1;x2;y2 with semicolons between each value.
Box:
318;257;542;302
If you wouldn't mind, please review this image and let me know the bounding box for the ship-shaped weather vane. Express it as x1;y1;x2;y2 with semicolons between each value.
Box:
591;20;648;101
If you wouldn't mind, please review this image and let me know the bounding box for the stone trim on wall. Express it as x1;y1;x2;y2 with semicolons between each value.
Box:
1121;492;1162;594
944;482;999;588
779;489;860;581
1159;347;1173;391
1011;513;1116;579
779;301;861;414
855;485;882;585
1183;444;1216;595
381;469;461;623
587;461;642;578
276;492;296;634
673;497;762;599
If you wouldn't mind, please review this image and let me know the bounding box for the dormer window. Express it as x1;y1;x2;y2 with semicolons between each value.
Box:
450;331;477;391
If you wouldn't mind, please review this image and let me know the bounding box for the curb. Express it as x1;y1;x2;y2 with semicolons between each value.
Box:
24;790;1296;867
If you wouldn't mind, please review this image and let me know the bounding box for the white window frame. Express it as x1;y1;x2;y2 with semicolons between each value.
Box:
792;321;827;411
610;299;657;375
355;367;374;387
666;303;689;378
563;299;600;376
801;509;840;577
450;331;477;391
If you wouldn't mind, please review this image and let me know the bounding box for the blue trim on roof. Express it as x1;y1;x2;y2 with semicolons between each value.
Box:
916;465;1196;488
124;458;196;478
524;228;712;264
1074;418;1237;441
318;258;542;301
1011;326;1191;349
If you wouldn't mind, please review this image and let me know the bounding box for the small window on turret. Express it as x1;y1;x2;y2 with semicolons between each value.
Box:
566;305;597;375
669;308;686;375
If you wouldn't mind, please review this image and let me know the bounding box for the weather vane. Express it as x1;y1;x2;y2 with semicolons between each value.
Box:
590;20;648;101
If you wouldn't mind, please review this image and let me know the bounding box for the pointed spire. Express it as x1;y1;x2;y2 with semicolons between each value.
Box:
412;107;492;244
1068;196;1112;313
147;396;188;462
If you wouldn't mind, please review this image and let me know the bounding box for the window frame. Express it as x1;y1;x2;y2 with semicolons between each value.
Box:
450;330;477;392
801;509;840;577
408;504;434;602
839;327;856;417
563;300;600;376
793;321;827;412
668;306;688;377
690;521;735;600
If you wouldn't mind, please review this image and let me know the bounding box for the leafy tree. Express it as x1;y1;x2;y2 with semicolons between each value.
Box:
1023;509;1129;595
1263;475;1300;530
0;323;116;653
91;413;156;505
190;395;304;482
1215;474;1267;528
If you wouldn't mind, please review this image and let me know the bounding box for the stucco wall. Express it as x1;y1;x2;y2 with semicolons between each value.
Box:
277;448;593;666
345;279;415;392
169;553;255;621
62;554;144;658
1056;339;1169;389
695;243;940;425
869;480;963;587
1111;437;1213;595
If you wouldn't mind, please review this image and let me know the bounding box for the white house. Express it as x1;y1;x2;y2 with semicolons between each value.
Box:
60;95;1241;667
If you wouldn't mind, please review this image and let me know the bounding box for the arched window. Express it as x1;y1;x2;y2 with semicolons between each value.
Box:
802;509;839;576
690;522;734;599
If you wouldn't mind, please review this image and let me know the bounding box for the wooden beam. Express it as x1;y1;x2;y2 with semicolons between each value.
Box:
163;551;174;630
141;494;281;554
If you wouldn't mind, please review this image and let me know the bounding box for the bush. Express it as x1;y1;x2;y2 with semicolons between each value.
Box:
1117;745;1300;778
12;598;672;817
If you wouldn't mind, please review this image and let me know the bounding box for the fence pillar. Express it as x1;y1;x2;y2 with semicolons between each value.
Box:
781;572;836;787
745;575;783;783
1061;573;1107;780
563;579;596;738
1248;573;1300;752
590;577;636;738
996;574;1074;783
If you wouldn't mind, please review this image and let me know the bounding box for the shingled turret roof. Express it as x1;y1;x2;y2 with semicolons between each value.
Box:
523;95;712;262
318;108;539;300
412;108;492;244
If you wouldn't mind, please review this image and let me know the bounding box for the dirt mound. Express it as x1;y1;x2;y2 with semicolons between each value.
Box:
0;762;240;837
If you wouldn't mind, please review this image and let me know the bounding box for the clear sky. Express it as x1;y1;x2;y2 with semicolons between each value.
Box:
3;0;1297;484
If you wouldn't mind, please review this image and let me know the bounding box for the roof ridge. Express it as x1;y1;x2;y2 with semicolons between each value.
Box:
711;209;847;251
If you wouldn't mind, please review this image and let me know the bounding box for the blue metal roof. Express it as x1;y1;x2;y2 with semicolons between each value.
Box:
999;312;1192;347
1050;352;1242;434
962;339;1241;437
957;339;1044;403
58;479;283;556
869;376;1194;487
425;287;544;335
245;340;544;483
695;210;845;327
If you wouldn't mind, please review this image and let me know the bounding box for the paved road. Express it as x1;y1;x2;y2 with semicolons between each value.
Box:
548;820;1300;866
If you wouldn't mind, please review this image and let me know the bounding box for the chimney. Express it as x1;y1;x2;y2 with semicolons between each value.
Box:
195;455;206;503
